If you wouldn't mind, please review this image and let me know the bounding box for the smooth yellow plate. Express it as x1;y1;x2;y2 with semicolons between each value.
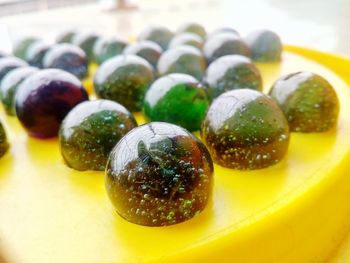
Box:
1;47;350;263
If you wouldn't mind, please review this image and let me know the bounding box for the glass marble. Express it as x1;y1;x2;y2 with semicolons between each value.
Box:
269;72;339;132
157;45;206;80
144;73;209;131
169;33;203;50
245;29;282;62
176;22;206;39
43;43;88;79
203;32;250;64
94;55;154;112
15;69;89;138
56;30;77;43
0;121;9;158
105;122;214;226
207;27;239;39
0;51;6;58
138;26;174;50
72;32;99;62
93;37;128;65
25;41;50;68
0;57;28;83
201;89;290;170
59;99;137;171
204;55;262;100
123;41;162;69
0;67;38;116
13;37;40;60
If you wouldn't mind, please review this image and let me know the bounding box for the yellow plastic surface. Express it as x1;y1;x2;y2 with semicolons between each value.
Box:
1;47;350;263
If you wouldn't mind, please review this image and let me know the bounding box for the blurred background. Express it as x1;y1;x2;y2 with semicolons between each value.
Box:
0;0;349;56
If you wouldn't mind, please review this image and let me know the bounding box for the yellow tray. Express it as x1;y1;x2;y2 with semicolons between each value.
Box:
1;46;350;263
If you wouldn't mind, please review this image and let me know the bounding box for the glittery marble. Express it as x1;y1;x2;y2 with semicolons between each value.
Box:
106;122;213;226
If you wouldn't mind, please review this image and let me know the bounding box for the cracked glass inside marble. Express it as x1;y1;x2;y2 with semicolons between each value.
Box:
106;122;213;226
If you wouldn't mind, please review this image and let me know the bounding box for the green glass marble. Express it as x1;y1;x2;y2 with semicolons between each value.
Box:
93;37;128;65
245;29;282;62
72;32;100;62
204;55;262;100
94;55;154;112
0;67;38;115
203;32;250;63
157;45;206;80
176;22;206;39
59;99;137;171
0;121;9;158
169;33;203;50
269;71;339;132
106;122;214;226
56;30;77;43
138;26;174;50
123;41;162;69
13;37;40;60
207;27;239;39
0;57;28;83
144;73;209;131
201;89;290;170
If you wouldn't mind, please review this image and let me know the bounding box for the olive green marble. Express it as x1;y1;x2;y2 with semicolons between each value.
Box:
72;32;100;62
0;121;9;158
13;37;40;60
169;33;203;50
144;73;209;131
138;26;174;50
201;89;290;170
93;37;128;65
94;55;154;112
105;122;213;226
157;45;206;80
204;54;262;100
245;29;282;62
269;71;339;132
0;67;38;115
59;99;137;171
176;22;206;39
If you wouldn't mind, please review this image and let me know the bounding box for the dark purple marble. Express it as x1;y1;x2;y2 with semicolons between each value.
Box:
15;69;89;138
43;44;88;79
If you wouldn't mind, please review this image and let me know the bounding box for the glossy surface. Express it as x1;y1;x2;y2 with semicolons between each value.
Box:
176;22;206;39
72;32;99;62
269;71;339;132
245;29;282;62
13;37;40;59
203;32;250;63
25;41;50;68
0;67;38;115
138;26;174;50
43;43;88;79
204;55;262;99
123;41;162;69
144;73;209;131
157;45;206;80
0;57;28;83
56;30;77;43
59;100;137;171
202;89;290;169
106;122;213;226
94;55;154;112
93;37;127;65
2;48;350;263
15;69;89;138
0;121;8;158
169;33;203;50
207;27;239;39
